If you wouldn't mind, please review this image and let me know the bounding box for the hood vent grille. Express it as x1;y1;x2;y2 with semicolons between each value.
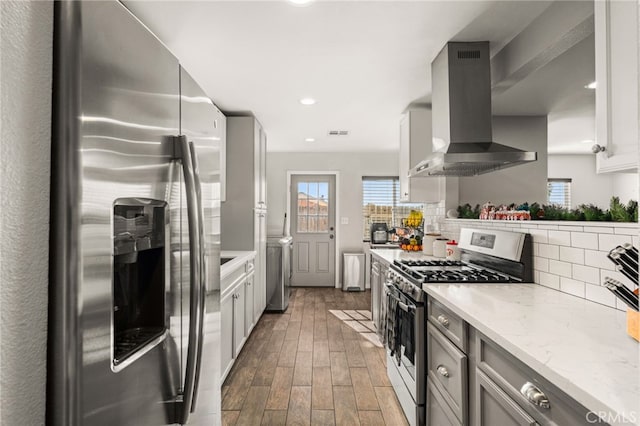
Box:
458;50;481;59
328;130;349;136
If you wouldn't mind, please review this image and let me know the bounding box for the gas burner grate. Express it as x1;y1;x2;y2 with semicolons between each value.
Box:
399;259;464;267
423;269;511;283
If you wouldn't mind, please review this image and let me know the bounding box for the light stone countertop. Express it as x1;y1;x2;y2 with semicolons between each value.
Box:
370;248;640;425
220;250;256;280
423;284;639;425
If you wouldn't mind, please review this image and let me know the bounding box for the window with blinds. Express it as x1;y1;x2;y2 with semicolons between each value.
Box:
547;178;572;209
362;177;423;240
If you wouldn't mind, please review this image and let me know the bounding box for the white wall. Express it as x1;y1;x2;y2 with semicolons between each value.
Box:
266;152;398;284
458;116;548;206
548;154;638;208
0;2;52;425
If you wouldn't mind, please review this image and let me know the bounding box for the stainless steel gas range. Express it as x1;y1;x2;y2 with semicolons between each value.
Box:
383;228;532;426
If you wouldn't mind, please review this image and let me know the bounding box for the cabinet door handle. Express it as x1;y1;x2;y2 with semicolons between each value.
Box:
520;382;550;409
437;314;450;328
436;365;450;378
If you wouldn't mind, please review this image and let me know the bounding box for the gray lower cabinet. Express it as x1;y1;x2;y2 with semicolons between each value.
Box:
474;369;538;426
426;298;603;426
428;380;462;426
427;322;468;424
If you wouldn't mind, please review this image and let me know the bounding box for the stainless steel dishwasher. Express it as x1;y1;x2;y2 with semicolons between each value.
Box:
266;235;293;312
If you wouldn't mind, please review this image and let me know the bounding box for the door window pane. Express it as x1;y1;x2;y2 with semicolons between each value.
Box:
296;180;330;233
297;216;307;233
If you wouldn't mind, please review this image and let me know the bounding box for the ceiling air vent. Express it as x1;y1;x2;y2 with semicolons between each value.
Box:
458;50;481;59
327;130;349;136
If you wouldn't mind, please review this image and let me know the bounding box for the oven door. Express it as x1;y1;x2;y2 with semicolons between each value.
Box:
384;283;425;404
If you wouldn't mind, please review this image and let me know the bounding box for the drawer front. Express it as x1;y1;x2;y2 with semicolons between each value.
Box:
428;381;462;426
429;298;467;351
474;369;538;426
221;265;246;295
427;322;468;423
475;331;600;426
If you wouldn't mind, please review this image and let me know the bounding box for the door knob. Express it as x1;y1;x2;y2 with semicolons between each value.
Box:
329;235;334;239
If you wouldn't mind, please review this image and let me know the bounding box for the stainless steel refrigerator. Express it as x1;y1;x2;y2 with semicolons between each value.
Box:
47;1;223;424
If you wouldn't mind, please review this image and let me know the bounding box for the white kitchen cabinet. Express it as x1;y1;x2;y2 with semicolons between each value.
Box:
222;115;268;328
220;253;256;382
232;282;246;359
594;0;639;173
399;109;445;202
244;272;254;335
220;291;234;381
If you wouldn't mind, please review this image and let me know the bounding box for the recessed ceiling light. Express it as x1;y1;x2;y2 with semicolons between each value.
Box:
305;138;316;142
299;97;316;106
584;81;597;89
289;0;315;6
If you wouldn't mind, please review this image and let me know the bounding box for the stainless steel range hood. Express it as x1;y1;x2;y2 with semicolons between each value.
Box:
410;42;537;177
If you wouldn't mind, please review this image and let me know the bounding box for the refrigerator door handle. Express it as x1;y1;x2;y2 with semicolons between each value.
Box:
187;140;207;414
173;135;204;424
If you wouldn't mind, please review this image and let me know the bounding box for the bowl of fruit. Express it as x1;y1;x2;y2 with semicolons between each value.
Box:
400;235;422;252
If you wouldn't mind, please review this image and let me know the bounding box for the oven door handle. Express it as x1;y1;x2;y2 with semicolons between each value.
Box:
386;291;415;313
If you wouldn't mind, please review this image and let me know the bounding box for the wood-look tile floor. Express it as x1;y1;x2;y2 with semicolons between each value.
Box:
222;287;409;426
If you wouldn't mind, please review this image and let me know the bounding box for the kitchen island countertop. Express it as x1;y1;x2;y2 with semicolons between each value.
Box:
423;283;639;426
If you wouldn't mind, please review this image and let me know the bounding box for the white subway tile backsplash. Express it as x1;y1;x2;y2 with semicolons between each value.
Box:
572;264;600;285
548;230;571;246
560;277;586;298
559;246;584;264
584;249;615;271
537;244;559;260
538;224;559;230
614;227;639;236
442;220;636;307
585;284;617;308
528;229;548;243
584;226;614;234
539;271;560;290
559;225;583;232
549;260;572;278
598;233;633;251
571;232;598;249
533;256;549;273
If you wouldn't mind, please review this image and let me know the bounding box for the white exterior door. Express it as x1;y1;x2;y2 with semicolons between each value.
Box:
290;174;336;287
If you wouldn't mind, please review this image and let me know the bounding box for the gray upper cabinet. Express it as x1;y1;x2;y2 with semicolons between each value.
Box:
594;0;639;173
399;110;444;203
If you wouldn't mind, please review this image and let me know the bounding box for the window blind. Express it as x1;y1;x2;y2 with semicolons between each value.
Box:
547;178;572;209
362;177;423;240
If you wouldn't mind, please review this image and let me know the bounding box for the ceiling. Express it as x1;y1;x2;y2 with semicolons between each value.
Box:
124;0;594;154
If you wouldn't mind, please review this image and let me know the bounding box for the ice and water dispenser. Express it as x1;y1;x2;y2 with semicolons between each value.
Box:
112;198;168;369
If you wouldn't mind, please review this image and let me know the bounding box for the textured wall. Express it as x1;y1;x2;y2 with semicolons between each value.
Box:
0;2;53;424
459;116;549;206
